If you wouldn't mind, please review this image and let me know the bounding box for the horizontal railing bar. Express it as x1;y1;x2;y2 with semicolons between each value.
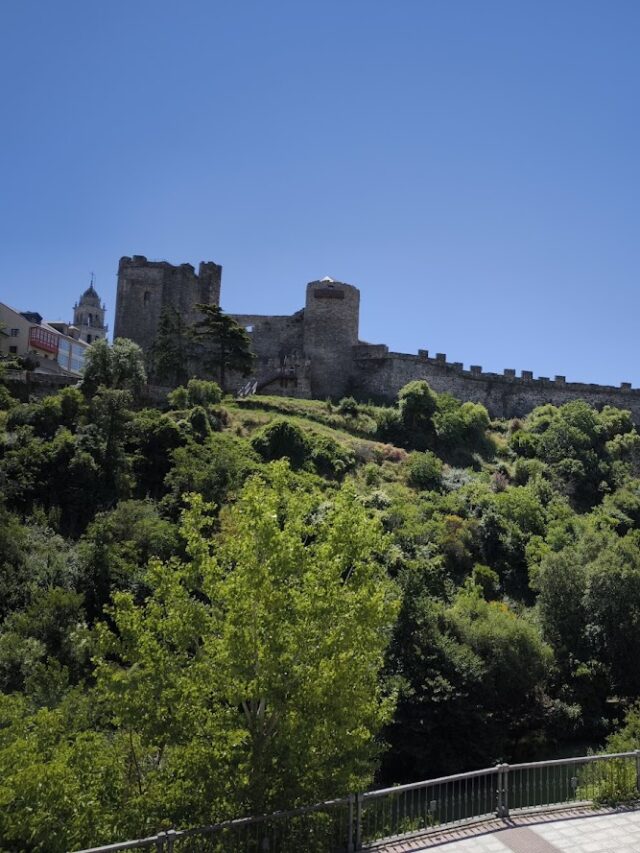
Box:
509;751;638;771
177;797;351;838
362;766;500;800
73;836;160;853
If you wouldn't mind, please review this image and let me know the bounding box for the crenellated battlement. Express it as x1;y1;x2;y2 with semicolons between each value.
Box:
355;346;635;393
352;344;640;420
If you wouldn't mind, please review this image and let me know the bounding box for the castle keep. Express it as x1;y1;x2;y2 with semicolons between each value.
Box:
114;256;640;421
114;256;222;354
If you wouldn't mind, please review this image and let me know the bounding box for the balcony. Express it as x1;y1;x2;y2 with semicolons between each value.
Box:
29;326;59;355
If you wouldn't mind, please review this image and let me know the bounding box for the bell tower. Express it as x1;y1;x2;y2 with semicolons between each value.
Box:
73;276;108;344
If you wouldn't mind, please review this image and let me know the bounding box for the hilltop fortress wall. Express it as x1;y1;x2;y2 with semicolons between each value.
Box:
351;346;640;421
114;256;640;420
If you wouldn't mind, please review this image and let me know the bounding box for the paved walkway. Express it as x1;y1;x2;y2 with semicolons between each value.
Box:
372;807;640;853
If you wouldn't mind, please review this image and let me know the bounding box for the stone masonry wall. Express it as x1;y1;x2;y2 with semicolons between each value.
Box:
303;280;360;399
352;350;640;421
114;256;222;353
229;312;305;370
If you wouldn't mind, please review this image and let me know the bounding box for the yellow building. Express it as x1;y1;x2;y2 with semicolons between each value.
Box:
0;303;89;376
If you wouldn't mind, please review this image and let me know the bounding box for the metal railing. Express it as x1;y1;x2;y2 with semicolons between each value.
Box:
71;750;640;853
237;379;258;398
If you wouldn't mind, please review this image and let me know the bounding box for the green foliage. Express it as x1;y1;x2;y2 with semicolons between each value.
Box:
472;563;500;599
162;432;258;515
404;450;443;490
82;337;147;400
83;465;398;830
191;303;254;388
127;408;185;499
338;396;359;417
0;383;15;411
149;306;190;386
509;400;640;508
77;500;180;620
167;385;189;408
7;375;640;844
374;406;404;443
308;434;355;480
397;380;437;450
184;377;223;405
251;418;310;469
383;578;552;780
433;394;492;462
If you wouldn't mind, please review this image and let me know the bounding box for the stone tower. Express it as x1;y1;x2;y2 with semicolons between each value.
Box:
303;277;360;398
113;256;222;353
73;279;108;344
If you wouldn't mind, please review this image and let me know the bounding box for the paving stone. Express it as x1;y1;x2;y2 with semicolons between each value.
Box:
370;807;640;852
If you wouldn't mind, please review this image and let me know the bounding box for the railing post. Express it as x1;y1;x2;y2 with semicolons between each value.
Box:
355;793;363;850
502;764;510;818
155;829;177;853
347;793;355;853
635;750;640;793
496;764;510;818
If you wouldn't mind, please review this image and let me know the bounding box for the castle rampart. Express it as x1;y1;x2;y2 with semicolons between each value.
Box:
352;349;640;421
114;256;640;421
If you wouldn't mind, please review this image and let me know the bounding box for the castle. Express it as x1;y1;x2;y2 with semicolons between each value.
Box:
114;255;640;421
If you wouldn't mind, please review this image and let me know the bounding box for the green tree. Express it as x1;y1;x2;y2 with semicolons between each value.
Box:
77;499;180;620
404;450;443;490
82;338;147;400
95;462;399;818
383;578;552;780
149;306;190;386
397;380;438;450
251;418;310;469
190;303;254;390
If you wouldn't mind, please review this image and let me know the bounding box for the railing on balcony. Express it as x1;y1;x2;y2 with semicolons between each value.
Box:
29;325;59;354
71;750;640;853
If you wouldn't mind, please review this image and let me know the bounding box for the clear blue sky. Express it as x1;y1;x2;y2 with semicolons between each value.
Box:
1;0;639;386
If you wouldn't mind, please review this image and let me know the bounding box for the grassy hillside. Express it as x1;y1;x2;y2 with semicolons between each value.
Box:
3;373;640;849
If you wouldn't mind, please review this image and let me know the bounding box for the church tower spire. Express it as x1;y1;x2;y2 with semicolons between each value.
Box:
73;275;108;344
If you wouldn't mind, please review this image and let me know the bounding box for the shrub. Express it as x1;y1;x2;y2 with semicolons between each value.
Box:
361;489;392;510
363;463;382;487
186;379;223;406
441;467;475;492
188;406;211;442
338;397;359;417
251;419;310;470
397;381;438;449
167;386;189;409
405;451;443;491
374;407;404;444
373;444;408;464
309;435;355;480
472;564;500;599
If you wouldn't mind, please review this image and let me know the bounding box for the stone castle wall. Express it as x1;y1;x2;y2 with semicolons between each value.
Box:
114;256;221;353
303;280;360;398
228;312;305;369
352;348;640;420
113;256;640;421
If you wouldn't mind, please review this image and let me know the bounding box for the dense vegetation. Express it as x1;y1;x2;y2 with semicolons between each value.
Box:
3;347;640;851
